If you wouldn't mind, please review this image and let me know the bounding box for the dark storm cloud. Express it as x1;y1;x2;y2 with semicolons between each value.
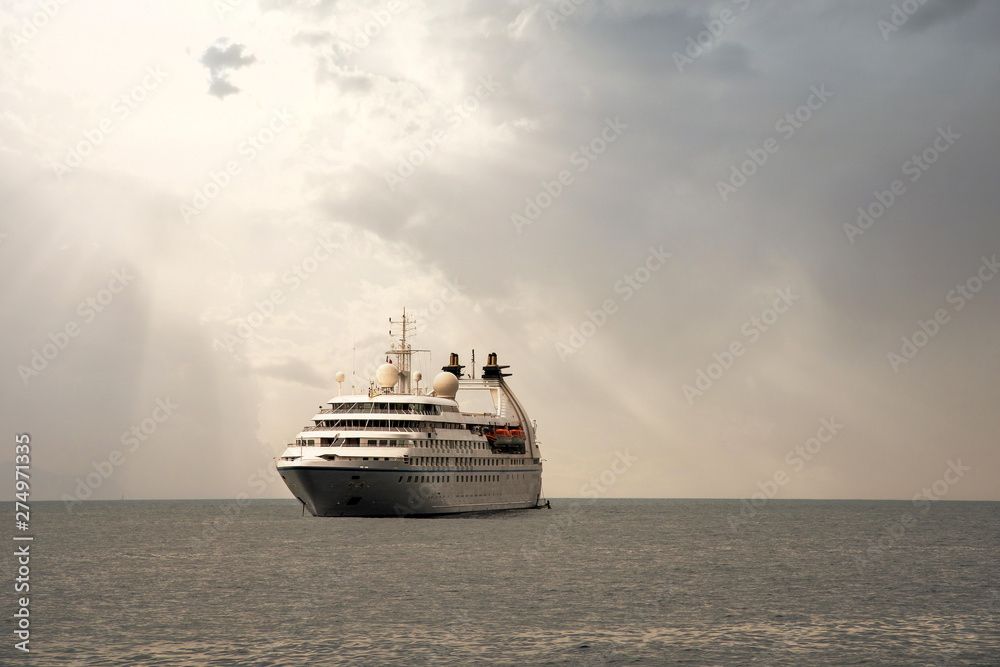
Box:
901;0;982;33
291;0;1000;498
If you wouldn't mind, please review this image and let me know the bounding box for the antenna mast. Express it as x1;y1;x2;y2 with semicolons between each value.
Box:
388;309;416;394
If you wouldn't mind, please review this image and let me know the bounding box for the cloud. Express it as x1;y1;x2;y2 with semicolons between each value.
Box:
200;41;258;99
902;0;982;33
253;358;330;388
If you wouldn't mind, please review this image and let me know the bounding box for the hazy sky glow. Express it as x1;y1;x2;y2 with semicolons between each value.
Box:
2;0;998;502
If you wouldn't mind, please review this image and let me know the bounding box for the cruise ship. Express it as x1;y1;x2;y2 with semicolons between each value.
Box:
276;313;544;517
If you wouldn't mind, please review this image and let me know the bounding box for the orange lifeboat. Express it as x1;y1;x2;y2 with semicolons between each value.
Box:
484;424;526;451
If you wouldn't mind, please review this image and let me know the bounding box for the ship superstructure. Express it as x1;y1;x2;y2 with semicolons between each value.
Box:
276;313;543;517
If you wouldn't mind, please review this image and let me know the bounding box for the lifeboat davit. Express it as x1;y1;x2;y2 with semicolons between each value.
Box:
484;424;526;447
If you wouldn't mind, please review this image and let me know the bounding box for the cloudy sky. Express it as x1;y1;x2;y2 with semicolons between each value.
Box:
2;0;998;502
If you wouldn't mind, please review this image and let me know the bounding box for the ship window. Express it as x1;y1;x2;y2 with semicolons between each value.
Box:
407;476;412;482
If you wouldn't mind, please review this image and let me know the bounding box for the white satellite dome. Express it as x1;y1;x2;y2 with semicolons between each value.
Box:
413;371;422;382
376;363;399;388
432;371;459;399
334;371;346;383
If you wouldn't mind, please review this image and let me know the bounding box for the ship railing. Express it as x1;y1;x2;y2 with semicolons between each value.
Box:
291;444;407;448
302;425;427;432
317;406;441;416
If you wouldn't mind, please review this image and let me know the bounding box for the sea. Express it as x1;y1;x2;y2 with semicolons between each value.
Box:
0;499;997;666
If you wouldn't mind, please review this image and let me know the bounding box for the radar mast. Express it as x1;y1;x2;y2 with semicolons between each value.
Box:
387;309;416;394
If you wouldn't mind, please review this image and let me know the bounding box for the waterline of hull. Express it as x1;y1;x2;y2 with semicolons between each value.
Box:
278;465;543;517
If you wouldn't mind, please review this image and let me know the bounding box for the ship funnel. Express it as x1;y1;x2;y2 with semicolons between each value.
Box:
442;352;465;378
482;351;511;379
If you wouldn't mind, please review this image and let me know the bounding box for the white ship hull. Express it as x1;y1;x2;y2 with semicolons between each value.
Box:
279;461;543;517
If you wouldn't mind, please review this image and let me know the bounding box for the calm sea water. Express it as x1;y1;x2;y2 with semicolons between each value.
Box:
1;499;997;666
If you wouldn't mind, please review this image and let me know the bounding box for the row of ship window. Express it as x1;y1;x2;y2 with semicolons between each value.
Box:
311;420;425;430
296;438;493;448
321;402;458;415
398;474;533;483
319;456;539;464
310;419;472;429
307;419;490;431
406;457;526;466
